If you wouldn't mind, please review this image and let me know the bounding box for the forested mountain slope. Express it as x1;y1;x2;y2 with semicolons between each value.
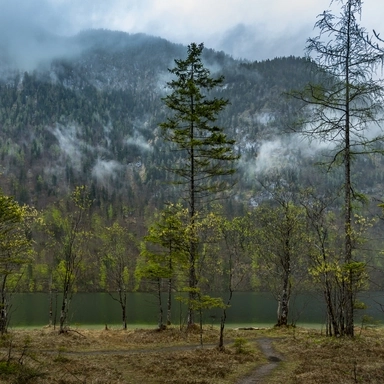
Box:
0;29;382;221
0;28;384;297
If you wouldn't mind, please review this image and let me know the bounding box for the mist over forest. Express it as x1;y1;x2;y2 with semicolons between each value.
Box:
1;28;375;211
2;1;384;382
0;25;383;314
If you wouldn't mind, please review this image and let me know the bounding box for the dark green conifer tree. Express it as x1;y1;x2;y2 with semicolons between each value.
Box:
160;43;239;326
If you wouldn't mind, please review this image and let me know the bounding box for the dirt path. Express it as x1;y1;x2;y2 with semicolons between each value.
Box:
24;336;283;383
236;338;283;384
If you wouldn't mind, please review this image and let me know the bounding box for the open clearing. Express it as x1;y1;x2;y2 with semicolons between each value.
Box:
0;326;382;383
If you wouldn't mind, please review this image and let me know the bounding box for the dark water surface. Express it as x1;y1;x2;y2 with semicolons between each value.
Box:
7;291;384;328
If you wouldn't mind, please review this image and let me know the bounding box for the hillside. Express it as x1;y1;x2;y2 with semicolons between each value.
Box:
0;28;383;227
0;28;383;297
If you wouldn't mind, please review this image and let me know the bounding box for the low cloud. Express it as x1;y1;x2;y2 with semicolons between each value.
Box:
214;23;311;61
126;134;152;151
92;158;121;184
0;0;82;71
246;134;334;176
51;124;83;169
0;0;328;68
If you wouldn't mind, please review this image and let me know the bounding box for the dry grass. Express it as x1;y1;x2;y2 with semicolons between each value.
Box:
0;326;383;383
266;326;384;384
0;326;264;383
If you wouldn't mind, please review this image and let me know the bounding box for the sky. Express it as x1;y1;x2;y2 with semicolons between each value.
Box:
1;0;384;62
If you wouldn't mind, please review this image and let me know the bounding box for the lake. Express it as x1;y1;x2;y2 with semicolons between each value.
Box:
7;291;384;329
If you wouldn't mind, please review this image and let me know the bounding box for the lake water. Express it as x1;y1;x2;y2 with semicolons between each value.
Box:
7;291;384;329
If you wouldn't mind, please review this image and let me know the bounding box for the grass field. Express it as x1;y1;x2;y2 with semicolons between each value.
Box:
0;325;382;383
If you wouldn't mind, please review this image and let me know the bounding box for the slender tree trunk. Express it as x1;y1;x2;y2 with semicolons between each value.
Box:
119;289;127;330
199;304;203;346
339;286;345;335
188;86;197;328
321;239;340;336
278;289;290;326
219;310;226;350
344;145;354;337
49;273;53;327
157;278;164;329
277;282;290;326
59;271;71;333
188;241;196;327
59;297;67;333
324;280;340;337
53;289;58;330
167;249;172;326
167;276;172;325
344;0;354;337
219;289;233;350
0;275;7;334
277;234;291;326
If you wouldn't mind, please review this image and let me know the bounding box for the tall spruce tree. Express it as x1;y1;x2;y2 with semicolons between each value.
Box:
160;43;239;326
292;0;384;336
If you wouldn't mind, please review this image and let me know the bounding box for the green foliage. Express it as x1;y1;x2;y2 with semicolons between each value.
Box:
99;263;107;290
344;261;367;290
43;186;93;332
122;266;129;286
252;200;310;290
360;314;381;329
187;290;227;312
176;287;226;316
0;191;36;332
27;263;50;292
98;221;136;292
208;212;254;291
0;194;35;273
353;300;367;310
232;337;253;355
0;361;18;375
136;204;190;288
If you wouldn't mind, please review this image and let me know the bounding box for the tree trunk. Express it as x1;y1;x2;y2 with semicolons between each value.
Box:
277;287;290;326
118;289;127;330
167;277;172;325
277;237;291;327
187;252;196;327
59;296;68;333
343;0;354;338
121;302;127;330
49;274;53;327
188;83;196;328
0;276;7;334
324;281;340;337
219;288;233;350
187;228;197;327
157;278;164;329
59;275;71;333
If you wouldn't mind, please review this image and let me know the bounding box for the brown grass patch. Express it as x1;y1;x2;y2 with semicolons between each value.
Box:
0;326;264;383
1;326;383;383
269;327;384;384
120;348;260;384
